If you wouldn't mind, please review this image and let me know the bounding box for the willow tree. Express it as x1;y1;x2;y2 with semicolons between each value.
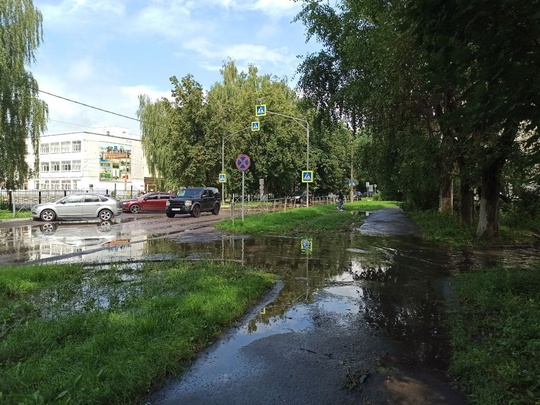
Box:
0;0;48;189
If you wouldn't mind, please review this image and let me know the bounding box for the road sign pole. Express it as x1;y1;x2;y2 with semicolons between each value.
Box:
241;171;245;223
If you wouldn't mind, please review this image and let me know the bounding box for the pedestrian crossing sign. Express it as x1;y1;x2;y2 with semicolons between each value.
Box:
255;104;267;116
219;173;226;183
301;238;313;253
251;121;260;131
301;170;313;183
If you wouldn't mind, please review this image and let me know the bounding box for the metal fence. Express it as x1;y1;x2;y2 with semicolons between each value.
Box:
227;194;337;221
0;188;144;211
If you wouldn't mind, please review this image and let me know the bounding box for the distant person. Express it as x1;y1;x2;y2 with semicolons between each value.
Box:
337;189;344;211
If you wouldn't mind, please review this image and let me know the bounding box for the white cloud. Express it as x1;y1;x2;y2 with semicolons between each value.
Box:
32;0;318;135
67;57;95;81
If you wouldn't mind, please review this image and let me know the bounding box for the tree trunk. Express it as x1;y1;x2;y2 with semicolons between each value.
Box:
476;128;517;238
476;168;500;238
439;175;453;213
460;182;474;226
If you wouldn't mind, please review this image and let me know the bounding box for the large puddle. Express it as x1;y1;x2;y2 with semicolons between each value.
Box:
2;219;539;398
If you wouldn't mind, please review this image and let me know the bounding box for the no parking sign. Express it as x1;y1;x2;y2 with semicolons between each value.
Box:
236;154;250;171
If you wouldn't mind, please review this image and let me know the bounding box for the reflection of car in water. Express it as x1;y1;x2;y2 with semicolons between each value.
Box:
32;221;127;248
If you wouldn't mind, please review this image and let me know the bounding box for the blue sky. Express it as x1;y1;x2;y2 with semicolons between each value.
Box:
31;0;321;136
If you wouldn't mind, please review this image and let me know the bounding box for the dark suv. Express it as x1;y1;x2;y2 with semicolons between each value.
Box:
165;187;220;218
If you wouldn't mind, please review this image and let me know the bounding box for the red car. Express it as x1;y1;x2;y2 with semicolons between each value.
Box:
121;192;175;213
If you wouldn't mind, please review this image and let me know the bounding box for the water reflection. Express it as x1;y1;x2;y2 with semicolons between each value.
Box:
0;221;130;264
2;222;539;372
139;232;540;369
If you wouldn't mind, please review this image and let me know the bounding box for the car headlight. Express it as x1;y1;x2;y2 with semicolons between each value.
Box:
185;200;193;206
166;200;170;206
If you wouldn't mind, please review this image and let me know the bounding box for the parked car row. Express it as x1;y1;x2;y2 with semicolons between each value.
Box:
32;185;365;224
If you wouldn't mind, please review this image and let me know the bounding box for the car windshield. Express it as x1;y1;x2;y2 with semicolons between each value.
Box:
178;189;202;198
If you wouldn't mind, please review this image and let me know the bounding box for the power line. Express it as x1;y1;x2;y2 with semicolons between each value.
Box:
38;89;141;123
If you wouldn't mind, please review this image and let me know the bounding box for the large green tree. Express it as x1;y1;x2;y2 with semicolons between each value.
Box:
295;0;540;238
404;0;540;237
295;0;444;209
0;0;48;189
138;60;350;197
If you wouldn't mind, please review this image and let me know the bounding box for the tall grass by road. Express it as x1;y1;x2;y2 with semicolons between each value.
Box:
0;261;274;404
447;267;540;405
216;199;399;235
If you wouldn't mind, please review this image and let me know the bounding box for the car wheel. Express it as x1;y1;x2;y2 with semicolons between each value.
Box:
98;209;113;221
190;205;201;218
166;212;175;218
97;220;112;232
129;204;141;214
40;223;58;234
40;209;56;222
212;203;220;215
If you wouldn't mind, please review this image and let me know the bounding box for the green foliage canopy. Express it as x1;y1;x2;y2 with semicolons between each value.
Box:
0;0;48;189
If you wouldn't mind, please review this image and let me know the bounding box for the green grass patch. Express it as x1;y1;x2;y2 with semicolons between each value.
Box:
0;261;275;404
216;200;399;235
447;266;540;405
0;209;31;220
407;210;538;246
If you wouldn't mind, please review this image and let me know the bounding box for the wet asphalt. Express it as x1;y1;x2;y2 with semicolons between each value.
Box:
147;208;467;405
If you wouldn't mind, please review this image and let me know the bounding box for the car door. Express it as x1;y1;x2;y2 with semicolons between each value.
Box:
142;193;161;211
82;194;101;217
202;189;214;211
157;193;172;210
58;195;84;218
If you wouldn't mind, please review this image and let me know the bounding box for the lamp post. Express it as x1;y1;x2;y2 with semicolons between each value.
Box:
221;126;251;204
266;111;310;207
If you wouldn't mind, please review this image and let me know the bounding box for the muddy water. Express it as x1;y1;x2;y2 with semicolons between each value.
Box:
134;232;538;371
140;231;539;404
2;215;539;403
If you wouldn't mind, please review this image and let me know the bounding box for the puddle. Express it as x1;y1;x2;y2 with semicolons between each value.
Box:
2;218;539;403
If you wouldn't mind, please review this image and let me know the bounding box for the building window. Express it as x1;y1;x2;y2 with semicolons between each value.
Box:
61;141;71;153
50;180;60;190
61;161;71;171
72;160;81;171
72;140;81;152
61;180;71;190
51;161;60;172
41;180;49;189
40;162;50;172
50;142;60;153
40;143;49;154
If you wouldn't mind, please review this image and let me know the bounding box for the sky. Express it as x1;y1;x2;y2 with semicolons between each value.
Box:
31;0;321;137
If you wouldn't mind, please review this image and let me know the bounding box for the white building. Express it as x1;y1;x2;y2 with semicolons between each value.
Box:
26;127;155;196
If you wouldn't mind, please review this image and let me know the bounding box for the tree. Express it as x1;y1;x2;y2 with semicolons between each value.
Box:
404;0;540;237
0;0;48;189
295;0;444;209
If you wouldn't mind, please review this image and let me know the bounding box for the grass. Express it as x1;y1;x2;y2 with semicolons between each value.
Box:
406;210;539;246
216;199;399;235
447;266;540;405
0;261;275;405
0;209;31;220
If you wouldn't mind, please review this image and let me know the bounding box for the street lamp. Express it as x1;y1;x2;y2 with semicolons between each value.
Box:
266;111;310;207
222;126;251;204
